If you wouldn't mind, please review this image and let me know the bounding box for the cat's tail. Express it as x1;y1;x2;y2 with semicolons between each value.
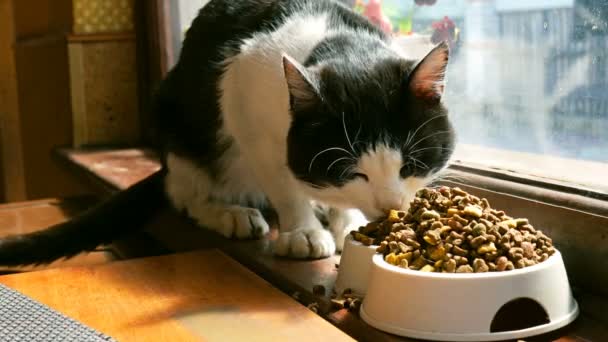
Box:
0;171;168;267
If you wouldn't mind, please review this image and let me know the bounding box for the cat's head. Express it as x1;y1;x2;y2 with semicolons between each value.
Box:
284;42;455;220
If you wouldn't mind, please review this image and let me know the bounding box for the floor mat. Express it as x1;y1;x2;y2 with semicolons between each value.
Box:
0;283;117;341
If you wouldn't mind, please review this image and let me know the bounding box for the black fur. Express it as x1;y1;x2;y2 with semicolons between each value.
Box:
288;39;454;187
0;0;455;266
0;172;167;266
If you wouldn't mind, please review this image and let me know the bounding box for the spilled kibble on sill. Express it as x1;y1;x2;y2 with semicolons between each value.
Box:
350;186;555;273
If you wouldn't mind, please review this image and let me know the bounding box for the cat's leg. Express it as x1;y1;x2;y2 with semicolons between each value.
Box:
187;202;269;239
164;153;269;239
272;193;336;259
327;208;369;251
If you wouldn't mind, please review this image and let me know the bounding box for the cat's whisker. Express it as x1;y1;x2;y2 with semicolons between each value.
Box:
342;111;356;155
431;170;469;184
409;146;454;156
300;181;326;190
308;147;355;173
435;176;468;185
338;164;356;181
352;140;366;153
403;114;448;150
407;130;451;153
326;157;355;174
403;131;414;150
408;156;430;170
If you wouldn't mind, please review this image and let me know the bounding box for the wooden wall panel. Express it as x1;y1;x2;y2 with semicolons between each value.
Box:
13;36;89;200
0;0;27;201
0;0;91;202
69;36;140;147
12;0;73;39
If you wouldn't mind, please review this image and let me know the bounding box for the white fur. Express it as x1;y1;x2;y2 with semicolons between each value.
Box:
301;144;430;220
165;153;270;239
165;11;434;259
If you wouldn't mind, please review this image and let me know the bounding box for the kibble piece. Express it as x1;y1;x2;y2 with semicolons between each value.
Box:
428;244;447;261
456;265;474;273
472;223;487;236
508;247;524;260
459;256;469;265
402;252;413;263
376;240;389;254
447;219;464;231
477;242;497;254
431;221;443;230
473;258;490;273
470;236;487;248
463;205;483;218
389;241;399;254
421;210;441;220
447;208;459;217
385;253;398;265
405;238;421;249
439;226;452;236
410;257;427;270
423;230;441;245
420;265;435;272
452;245;468;256
396;241;411;254
444;259;457;273
453;187;468;196
387;210;402;222
452;214;469;225
521;241;535;259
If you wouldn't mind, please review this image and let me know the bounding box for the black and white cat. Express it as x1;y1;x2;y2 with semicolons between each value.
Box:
0;0;455;265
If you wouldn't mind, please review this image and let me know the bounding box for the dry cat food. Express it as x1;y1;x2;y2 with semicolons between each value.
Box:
350;186;555;273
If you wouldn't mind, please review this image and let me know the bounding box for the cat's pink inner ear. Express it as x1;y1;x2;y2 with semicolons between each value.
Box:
408;42;449;103
282;54;318;108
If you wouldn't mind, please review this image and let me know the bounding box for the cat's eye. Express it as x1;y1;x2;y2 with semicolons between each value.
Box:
400;165;413;178
353;173;369;182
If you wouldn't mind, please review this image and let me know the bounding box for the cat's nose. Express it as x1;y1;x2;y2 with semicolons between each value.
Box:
379;198;404;214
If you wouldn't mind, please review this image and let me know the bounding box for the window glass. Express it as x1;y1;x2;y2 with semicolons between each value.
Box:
349;0;608;193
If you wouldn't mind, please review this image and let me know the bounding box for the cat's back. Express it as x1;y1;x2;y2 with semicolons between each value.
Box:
154;0;386;162
178;0;385;64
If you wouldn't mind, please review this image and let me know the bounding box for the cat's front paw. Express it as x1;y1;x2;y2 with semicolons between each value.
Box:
217;207;270;239
274;228;335;259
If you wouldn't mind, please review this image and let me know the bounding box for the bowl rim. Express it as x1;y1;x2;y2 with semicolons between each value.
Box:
371;249;562;279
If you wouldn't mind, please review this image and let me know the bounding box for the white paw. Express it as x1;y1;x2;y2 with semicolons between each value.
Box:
274;228;336;259
216;207;270;239
329;208;369;252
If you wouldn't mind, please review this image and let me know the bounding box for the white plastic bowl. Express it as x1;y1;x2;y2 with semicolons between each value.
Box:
360;250;579;341
334;234;377;296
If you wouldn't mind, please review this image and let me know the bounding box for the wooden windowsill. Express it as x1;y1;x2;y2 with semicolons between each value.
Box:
55;146;608;342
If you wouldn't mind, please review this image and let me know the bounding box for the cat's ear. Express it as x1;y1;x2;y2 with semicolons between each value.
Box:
282;54;320;110
407;41;450;104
